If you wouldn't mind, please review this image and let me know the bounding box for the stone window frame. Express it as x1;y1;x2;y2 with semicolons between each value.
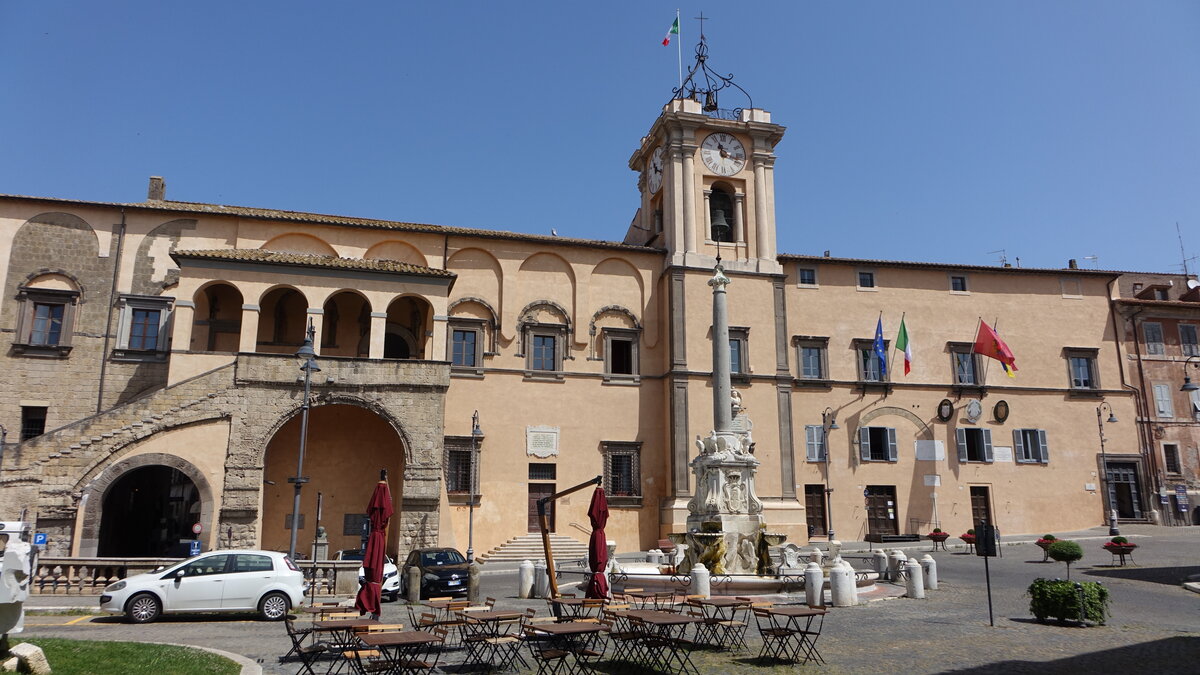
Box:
852;338;890;385
1162;442;1181;475
956;427;994;463
793;335;829;382
796;266;819;288
857;426;897;462
948;341;984;388
516;301;572;380
601;441;642;507
856;269;877;291
1064;347;1101;392
602;327;641;382
1013;428;1049;464
444;435;481;505
728;326;750;383
113;294;174;361
12;286;80;357
447;318;487;376
1142;321;1165;356
949;273;970;294
1152;382;1175;418
1179;323;1198;357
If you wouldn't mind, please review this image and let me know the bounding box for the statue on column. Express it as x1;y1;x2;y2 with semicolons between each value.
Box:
0;533;32;654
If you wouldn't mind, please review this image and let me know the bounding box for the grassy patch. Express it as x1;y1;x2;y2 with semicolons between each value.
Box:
13;638;239;675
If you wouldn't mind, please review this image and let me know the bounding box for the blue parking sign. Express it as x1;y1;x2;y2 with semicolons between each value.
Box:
189;540;201;556
33;533;47;546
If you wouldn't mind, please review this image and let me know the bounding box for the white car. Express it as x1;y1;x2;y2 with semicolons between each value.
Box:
100;550;306;623
334;549;400;602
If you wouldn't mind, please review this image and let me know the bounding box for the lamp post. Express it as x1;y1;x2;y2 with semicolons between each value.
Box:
287;320;321;561
0;424;7;475
466;410;482;563
1095;401;1119;536
822;407;839;541
1182;355;1200;393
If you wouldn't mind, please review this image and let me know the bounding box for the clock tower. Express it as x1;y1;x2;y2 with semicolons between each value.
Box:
625;37;786;275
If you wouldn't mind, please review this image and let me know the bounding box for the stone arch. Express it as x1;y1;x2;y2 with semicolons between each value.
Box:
192;282;244;352
364;240;429;268
322;289;373;357
857;406;934;440
448;296;500;353
77;451;215;557
4;213;107;328
250;393;416;468
384;294;432;359
592;257;645;312
258;285;310;352
261;233;338;256
588;305;641;335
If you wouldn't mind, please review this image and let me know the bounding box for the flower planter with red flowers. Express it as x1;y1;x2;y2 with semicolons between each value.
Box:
959;534;976;544
928;532;950;543
1035;536;1057;561
1103;543;1137;555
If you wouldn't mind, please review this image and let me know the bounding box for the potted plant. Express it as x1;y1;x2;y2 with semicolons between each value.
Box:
959;528;976;545
1035;534;1057;561
1027;577;1110;625
1102;536;1137;559
1047;540;1083;580
927;528;950;543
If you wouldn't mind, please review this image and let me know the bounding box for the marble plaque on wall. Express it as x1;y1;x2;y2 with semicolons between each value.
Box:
914;440;945;461
526;425;560;458
992;446;1013;463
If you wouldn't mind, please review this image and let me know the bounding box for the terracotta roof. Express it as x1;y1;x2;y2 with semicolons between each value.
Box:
778;253;1120;276
171;249;456;277
0;193;659;254
1113;298;1200;308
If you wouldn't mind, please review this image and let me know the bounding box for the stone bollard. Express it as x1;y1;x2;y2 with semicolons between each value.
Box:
804;561;824;607
888;550;907;581
845;560;859;606
468;561;482;604
691;563;711;598
872;549;889;577
905;557;925;599
828;540;842;559
829;560;855;607
808;547;825;566
518;560;535;599
406;565;422;603
646;549;663;565
920;554;938;591
533;561;550;599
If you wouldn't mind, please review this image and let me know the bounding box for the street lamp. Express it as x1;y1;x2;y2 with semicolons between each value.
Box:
466;411;482;563
287;320;321;561
0;424;7;475
1096;401;1119;536
822;408;839;541
1181;355;1200;392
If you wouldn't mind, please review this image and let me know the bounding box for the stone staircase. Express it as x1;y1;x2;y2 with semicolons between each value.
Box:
478;533;590;564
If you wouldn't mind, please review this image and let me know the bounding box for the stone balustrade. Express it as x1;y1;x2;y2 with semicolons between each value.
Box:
32;557;360;597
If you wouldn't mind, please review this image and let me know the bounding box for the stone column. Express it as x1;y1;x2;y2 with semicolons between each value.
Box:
682;145;697;254
238;304;260;353
709;266;732;433
368;312;387;359
733;193;746;245
702;189;712;242
171;301;195;351
753;159;769;260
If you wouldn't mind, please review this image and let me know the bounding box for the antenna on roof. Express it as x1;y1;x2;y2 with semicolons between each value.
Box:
1083;255;1099;268
988;249;1007;267
1177;222;1198;277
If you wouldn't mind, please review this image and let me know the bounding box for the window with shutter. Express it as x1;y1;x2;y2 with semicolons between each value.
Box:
859;427;894;462
1143;322;1165;355
1037;430;1049;464
805;425;826;462
859;427;871;462
1153;383;1174;418
957;428;991;462
886;428;898;462
1181;324;1199;357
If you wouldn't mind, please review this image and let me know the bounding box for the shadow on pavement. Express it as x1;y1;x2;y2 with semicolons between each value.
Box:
942;636;1199;673
1083;565;1200;586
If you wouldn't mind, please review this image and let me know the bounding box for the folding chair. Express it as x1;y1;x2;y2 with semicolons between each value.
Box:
794;609;826;665
281;619;327;675
752;607;795;663
709;601;751;651
400;626;447;673
479;616;527;673
522;626;571;675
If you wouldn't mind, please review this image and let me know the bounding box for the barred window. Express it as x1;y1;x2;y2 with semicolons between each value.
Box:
444;436;480;499
601;441;642;506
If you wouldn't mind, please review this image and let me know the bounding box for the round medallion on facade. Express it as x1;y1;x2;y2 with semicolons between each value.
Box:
965;399;983;424
700;132;746;176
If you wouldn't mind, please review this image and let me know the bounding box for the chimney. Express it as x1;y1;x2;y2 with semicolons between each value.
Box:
147;176;166;201
1068;259;1078;269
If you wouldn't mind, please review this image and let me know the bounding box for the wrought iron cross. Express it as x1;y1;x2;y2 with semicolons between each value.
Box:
695;12;709;37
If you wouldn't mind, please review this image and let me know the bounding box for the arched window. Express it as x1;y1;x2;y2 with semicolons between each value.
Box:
709;187;735;242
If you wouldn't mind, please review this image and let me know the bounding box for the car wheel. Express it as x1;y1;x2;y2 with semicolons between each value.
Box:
126;593;161;624
258;591;290;621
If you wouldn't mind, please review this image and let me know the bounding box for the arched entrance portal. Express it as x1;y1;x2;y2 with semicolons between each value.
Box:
98;466;200;557
262;404;405;557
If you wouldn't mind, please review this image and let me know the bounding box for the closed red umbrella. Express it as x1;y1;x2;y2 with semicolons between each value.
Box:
584;486;609;599
354;472;393;618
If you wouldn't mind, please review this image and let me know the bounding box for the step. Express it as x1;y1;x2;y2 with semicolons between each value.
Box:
478;534;589;563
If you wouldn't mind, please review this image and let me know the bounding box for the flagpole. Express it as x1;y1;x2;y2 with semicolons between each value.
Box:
676;8;683;91
897;311;906;376
880;310;892;382
974;317;990;382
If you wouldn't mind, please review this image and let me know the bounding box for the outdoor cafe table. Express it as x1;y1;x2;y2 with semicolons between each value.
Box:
313;618;380;647
358;630;441;674
624;609;701;637
764;605;827;664
691;597;751;649
624;590;673;610
550;597;603;620
528;621;608;658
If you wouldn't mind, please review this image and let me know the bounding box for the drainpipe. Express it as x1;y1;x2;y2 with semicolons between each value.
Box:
1121;302;1161;522
96;208;127;414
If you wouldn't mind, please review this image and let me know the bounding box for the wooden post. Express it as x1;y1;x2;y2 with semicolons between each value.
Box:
538;476;602;600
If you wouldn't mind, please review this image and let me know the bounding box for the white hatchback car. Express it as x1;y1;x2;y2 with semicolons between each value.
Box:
100;550;306;623
335;549;401;602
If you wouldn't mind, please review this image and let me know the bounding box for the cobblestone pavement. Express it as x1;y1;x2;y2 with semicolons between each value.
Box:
19;526;1200;673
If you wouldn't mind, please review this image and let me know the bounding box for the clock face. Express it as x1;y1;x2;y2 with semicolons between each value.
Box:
647;147;664;194
700;133;746;176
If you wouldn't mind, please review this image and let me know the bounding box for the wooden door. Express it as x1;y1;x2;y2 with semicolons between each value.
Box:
528;483;556;533
804;485;827;536
970;486;993;527
864;485;898;535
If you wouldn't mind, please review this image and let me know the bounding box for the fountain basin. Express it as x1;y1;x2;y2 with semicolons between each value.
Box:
610;564;879;595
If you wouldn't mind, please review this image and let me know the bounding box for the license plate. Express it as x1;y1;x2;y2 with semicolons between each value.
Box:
447;580;461;586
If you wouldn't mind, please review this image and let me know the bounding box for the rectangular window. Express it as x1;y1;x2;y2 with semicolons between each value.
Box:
30;303;65;345
857;271;876;289
20;406;47;441
1153;383;1174;418
805;425;827;462
1163;443;1181;474
956;428;994;463
1013;428;1049;464
795;336;828;380
797;268;818;286
1065;349;1100;390
114;295;173;356
1143;322;1165;355
950;275;969;292
451;329;477;367
858;426;897;462
528;464;557;481
949;344;980;385
531;334;557;371
128;308;161;351
443;437;479;496
854;339;888;382
603;328;640;377
602;441;642;502
1180;324;1199;357
1192;388;1200;420
342;513;368;537
729;327;749;375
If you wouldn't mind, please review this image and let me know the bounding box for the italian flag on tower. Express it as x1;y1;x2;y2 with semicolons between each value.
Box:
896;317;912;375
663;17;679;46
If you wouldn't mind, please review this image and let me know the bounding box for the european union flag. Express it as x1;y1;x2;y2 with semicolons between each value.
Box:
873;317;888;380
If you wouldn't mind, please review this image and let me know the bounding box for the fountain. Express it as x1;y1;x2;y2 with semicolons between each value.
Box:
609;262;879;597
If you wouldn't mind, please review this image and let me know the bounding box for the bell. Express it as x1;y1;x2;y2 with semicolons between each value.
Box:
711;209;730;241
703;91;718;112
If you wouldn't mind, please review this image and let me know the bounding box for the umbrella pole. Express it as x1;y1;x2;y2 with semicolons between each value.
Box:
537;476;602;600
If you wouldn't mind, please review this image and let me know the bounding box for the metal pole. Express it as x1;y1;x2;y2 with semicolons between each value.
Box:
288;321;319;561
467;410;480;563
1096;404;1120;536
984;555;994;627
0;424;7;475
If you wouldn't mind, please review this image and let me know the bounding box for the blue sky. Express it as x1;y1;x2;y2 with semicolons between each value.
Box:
2;1;1198;273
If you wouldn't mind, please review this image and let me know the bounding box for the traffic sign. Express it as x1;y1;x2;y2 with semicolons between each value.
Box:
33;532;47;546
189;540;201;556
192;522;203;535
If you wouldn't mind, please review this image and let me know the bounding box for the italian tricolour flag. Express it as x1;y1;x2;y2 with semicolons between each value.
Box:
895;317;912;375
663;18;679;46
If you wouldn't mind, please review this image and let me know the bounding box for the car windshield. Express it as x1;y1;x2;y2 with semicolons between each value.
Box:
421;550;466;566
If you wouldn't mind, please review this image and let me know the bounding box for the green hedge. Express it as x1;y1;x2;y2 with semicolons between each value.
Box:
1027;578;1109;624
